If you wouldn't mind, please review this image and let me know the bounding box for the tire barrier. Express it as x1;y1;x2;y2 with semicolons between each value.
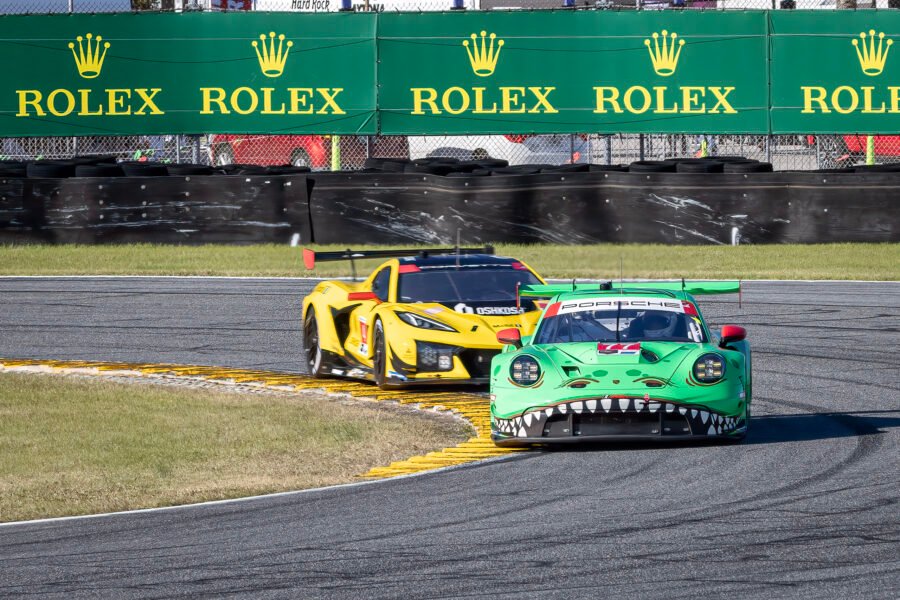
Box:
0;157;897;244
309;169;898;245
0;170;311;244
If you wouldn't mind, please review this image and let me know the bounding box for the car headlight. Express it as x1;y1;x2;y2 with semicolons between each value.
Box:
417;342;456;371
693;353;725;383
396;311;456;332
510;356;541;386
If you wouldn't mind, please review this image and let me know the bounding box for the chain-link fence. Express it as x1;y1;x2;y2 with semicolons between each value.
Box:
4;0;900;170
1;133;894;171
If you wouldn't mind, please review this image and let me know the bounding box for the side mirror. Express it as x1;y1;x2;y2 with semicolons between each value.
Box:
719;325;747;347
348;291;379;302
497;328;522;349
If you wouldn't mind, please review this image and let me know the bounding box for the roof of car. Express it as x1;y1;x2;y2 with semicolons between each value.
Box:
397;254;522;268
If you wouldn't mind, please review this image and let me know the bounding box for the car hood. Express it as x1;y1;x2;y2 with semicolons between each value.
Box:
535;341;701;382
396;303;540;333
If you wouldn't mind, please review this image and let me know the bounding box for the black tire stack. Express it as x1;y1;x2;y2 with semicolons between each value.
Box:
626;156;775;174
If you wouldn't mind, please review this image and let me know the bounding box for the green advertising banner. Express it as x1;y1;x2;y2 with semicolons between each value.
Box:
378;11;769;135
771;11;900;133
3;11;900;137
0;12;377;136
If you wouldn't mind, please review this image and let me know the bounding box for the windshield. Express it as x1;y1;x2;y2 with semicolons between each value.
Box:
398;268;540;311
535;301;706;344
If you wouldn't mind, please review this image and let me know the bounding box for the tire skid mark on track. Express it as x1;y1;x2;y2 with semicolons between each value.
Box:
0;357;527;483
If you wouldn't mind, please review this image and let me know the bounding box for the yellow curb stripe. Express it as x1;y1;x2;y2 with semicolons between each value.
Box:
0;357;524;481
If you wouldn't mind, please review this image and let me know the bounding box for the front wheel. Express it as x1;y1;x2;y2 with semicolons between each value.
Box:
304;310;328;377
373;320;388;389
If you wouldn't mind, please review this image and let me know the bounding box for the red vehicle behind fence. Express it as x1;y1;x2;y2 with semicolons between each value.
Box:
208;134;409;169
209;134;329;168
842;135;900;157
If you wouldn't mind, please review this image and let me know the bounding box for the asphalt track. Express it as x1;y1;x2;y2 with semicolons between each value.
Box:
0;277;898;599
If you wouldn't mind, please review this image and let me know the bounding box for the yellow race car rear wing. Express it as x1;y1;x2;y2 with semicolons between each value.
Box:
303;245;494;279
303;246;496;270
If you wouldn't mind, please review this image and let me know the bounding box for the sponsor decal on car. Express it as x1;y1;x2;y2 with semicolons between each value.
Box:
550;297;685;316
597;342;642;355
358;316;369;355
454;302;522;315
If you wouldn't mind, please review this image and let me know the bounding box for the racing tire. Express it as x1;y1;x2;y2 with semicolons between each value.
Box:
490;166;542;175
676;159;725;173
120;161;169;176
219;163;267;175
373;320;389;389
26;160;77;178
541;163;590;173
74;163;125;177
723;160;773;173
363;158;408;172
853;163;900;172
0;161;26;177
404;163;457;176
413;157;459;166
0;168;25;179
303;310;329;378
166;164;214;176
445;170;490;177
628;160;677;173
266;164;311;175
474;158;508;169
588;164;629;172
701;155;753;163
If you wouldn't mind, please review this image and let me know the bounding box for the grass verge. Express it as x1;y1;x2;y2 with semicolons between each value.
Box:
0;372;470;522
0;243;897;280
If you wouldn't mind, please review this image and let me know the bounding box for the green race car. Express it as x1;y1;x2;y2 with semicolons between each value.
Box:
490;281;751;446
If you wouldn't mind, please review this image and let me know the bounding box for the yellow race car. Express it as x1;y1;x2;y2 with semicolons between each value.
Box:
301;247;545;388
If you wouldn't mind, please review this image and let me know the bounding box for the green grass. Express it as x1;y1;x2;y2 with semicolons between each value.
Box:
0;372;469;522
0;243;897;280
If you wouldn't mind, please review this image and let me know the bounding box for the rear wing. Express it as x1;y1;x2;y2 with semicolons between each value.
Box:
302;245;495;270
519;280;741;298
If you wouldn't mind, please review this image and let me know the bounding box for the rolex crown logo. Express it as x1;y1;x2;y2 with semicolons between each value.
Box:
644;30;684;77
253;32;293;78
68;33;110;79
853;30;893;77
463;31;504;77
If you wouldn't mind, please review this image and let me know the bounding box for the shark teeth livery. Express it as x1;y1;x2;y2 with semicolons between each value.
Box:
492;398;747;440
